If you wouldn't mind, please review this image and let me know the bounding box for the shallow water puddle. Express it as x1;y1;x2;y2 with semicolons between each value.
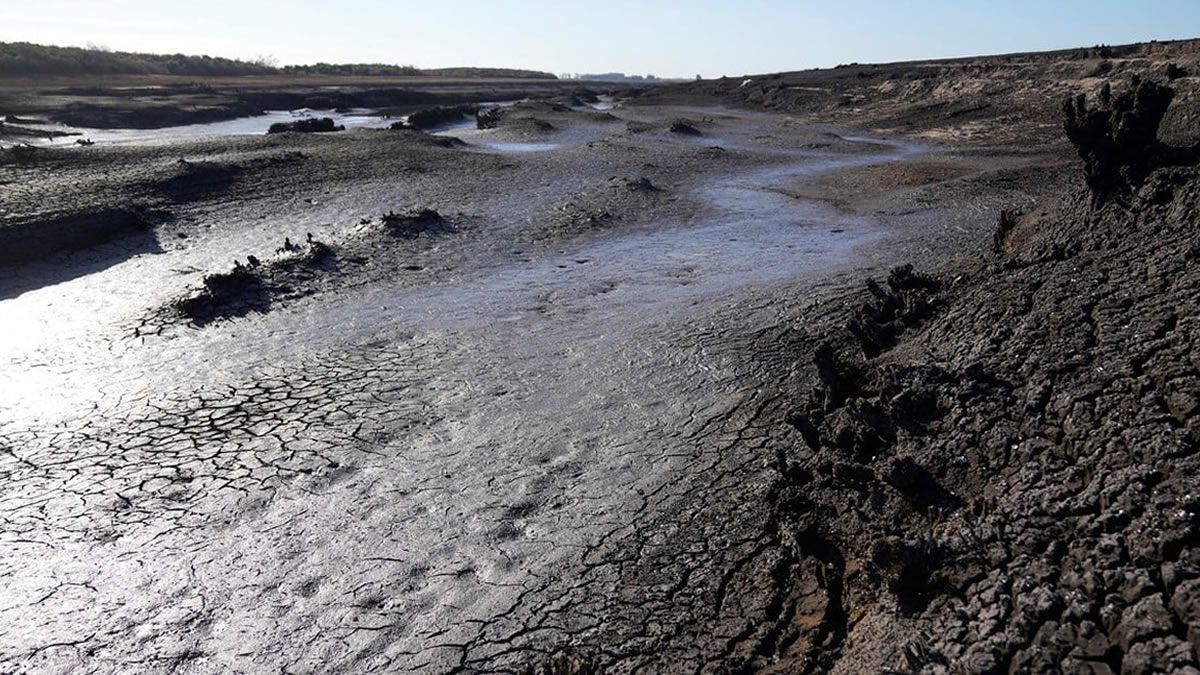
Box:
26;109;391;146
473;140;563;153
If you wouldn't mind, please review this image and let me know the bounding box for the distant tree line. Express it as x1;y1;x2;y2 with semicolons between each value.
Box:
282;63;557;79
0;42;558;80
0;41;277;76
280;63;422;77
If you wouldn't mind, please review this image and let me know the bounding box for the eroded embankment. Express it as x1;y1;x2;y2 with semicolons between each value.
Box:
636;39;1200;148
754;78;1200;674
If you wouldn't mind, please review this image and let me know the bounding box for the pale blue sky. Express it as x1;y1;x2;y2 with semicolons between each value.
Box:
2;1;1198;78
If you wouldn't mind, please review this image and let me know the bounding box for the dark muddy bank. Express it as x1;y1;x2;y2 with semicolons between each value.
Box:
267;117;344;134
0;80;632;129
399;105;478;130
750;77;1200;673
0;129;461;285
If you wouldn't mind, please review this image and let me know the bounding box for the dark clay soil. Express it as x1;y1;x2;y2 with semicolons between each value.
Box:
648;45;1200;674
762;159;1200;674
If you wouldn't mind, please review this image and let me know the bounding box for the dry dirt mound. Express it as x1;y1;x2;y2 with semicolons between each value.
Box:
530;176;667;241
476;100;618;136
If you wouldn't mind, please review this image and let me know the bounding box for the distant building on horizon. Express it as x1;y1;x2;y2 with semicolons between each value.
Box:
565;72;661;83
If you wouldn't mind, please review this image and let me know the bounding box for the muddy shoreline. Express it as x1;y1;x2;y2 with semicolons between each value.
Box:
5;43;1197;672
0;78;629;130
0;88;1051;672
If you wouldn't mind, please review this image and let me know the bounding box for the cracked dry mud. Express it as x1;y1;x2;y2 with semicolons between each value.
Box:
770;173;1200;673
0;103;1036;673
761;78;1200;673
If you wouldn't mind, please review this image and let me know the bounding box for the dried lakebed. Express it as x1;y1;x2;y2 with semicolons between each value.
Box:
0;109;1005;672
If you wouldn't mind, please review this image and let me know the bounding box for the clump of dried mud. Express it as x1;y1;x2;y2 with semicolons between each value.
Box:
267;117;344;134
163;208;454;327
171;233;336;325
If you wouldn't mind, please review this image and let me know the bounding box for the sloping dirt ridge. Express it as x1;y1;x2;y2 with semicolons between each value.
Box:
763;79;1200;673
